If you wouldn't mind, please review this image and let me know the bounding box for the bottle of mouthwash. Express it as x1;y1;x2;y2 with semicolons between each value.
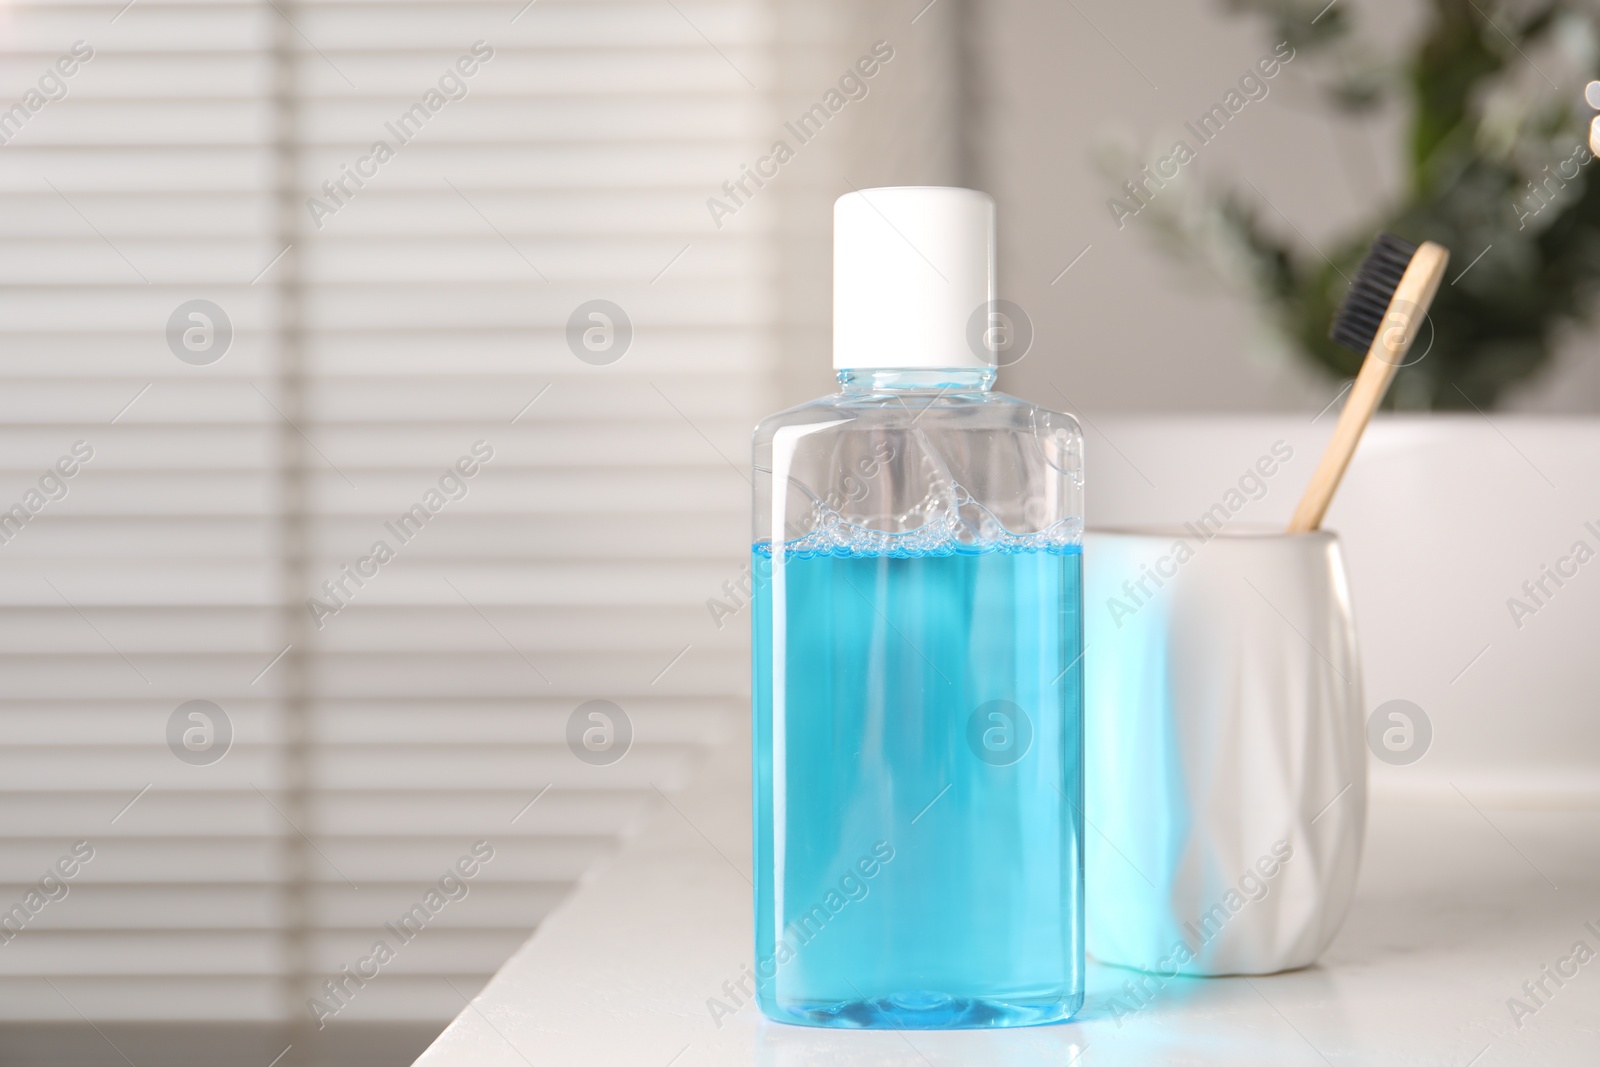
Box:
750;187;1084;1029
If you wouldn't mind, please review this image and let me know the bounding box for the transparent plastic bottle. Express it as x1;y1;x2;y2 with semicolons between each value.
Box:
750;188;1084;1029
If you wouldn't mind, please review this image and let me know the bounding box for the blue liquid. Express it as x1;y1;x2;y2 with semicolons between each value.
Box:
752;543;1084;1028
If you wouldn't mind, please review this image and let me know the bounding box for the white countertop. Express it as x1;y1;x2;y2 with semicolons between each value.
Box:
414;723;1600;1067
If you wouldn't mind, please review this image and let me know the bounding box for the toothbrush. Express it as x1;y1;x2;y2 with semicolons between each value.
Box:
1287;234;1450;533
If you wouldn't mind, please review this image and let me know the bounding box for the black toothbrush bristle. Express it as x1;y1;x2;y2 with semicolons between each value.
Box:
1329;232;1418;354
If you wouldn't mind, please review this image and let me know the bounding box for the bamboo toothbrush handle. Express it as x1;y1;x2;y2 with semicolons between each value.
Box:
1287;241;1450;534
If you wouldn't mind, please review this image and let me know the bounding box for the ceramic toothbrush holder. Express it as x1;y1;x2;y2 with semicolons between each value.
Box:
1083;526;1367;976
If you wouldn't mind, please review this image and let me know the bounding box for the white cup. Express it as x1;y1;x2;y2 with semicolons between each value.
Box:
1083;526;1367;976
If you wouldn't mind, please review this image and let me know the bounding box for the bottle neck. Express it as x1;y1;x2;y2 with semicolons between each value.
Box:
837;368;996;394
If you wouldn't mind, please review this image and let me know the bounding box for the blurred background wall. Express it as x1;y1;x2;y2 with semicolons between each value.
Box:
768;0;1600;415
0;0;1594;1064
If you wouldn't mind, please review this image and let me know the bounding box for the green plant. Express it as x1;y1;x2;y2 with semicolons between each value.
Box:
1152;0;1600;409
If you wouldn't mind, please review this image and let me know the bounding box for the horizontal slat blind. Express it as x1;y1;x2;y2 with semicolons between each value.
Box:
0;0;771;1025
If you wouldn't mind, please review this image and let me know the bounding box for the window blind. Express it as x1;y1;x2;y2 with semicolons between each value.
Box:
0;0;774;1029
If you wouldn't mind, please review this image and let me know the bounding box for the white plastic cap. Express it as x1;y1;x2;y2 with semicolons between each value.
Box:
833;186;995;370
